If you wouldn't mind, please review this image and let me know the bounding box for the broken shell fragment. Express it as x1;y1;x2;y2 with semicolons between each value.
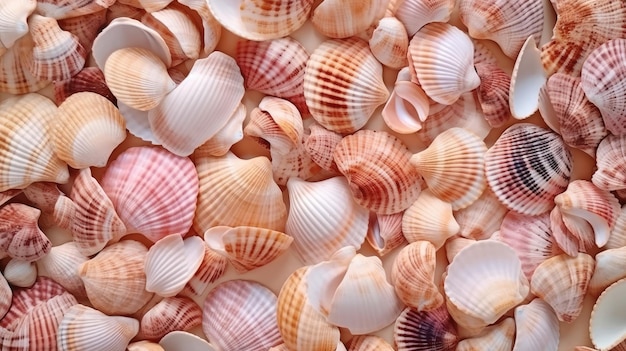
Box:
509;36;547;120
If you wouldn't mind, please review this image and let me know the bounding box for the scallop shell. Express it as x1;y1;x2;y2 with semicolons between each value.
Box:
78;240;154;316
304;37;389;134
590;278;626;350
311;0;386;38
454;188;507;240
333;130;422;214
204;226;293;273
3;259;37;288
22;182;74;229
411;127;487;210
367;212;406;256
27;14;87;82
304;124;343;172
444;240;529;330
485;123;572;215
475;62;511;128
286;176;368;265
57;9;107;53
460;0;543;58
394;305;459;351
0;273;9;319
236;37;309;116
402;189;460;249
589;246;626;296
54;66;116;105
445;236;476;263
203;280;282;350
141;7;201;65
408;22;480;105
194;152;287;233
0;93;69;191
0;0;35;49
178;242;227;299
36;242;88;298
391;241;443;311
102;146;199;242
381;67;430;134
593;135;626;191
244;97;304;155
57;304;139;351
139;296;202;341
369;17;408;69
530;253;595;322
118;0;172;12
348;335;393;351
509;36;547;120
128;341;165;351
35;0;114;19
607;205;626;250
0;34;50;94
0;203;51;262
513;298;560;351
178;0;221;56
456;317;515;351
389;0;454;37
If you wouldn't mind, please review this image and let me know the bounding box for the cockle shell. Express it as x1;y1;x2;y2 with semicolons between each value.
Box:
57;9;107;53
118;0;172;12
388;0;454;37
408;22;480;105
391;241;443;311
0;203;51;262
334;130;422;214
128;341;165;351
509;36;547;120
607;205;626;250
445;236;476;263
3;259;37;288
456;317;515;351
550;205;597;256
54;66;116;105
311;0;386;38
475;62;511;128
589;246;626;296
57;304;139;351
590;278;626;350
0;273;9;319
0;34;50;94
22;182;74;229
304;124;343;172
36;0;115;19
139;296;202;340
513;298;560;351
394;305;459;351
178;242;227;299
367;212;406;256
485;123;572;215
0;189;21;207
36;242;88;298
178;0;222;56
195;152;287;233
141;6;202;65
348;335;393;351
203;280;282;350
369;17;408;69
459;0;543;58
304;37;389;134
195;103;246;158
381;67;430;134
244;96;304;155
411;127;487;210
402;189;460;249
454;188;507;240
102;146;198;242
530;253;595;322
0;93;69;191
593;134;626;191
78;240;154;316
0;0;35;49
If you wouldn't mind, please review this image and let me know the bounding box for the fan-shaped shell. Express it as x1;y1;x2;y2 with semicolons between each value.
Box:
36;242;88;298
140;296;202;341
402;189;460;249
394;305;459;351
304;124;342;172
589;246;626;296
35;0;114;19
454;188;507;240
178;243;227;299
348;335;394;351
57;9;107;53
475;62;511;128
513;298;560;351
593;134;626;191
369;17;408;69
389;0;454;37
54;66;116;105
311;0;386;38
0;34;50;94
456;317;515;351
367;212;406;256
0;273;9;319
141;7;201;65
0;203;51;262
0;1;35;49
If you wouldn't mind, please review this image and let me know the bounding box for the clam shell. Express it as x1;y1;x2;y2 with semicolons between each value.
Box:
0;203;51;262
394;305;459;351
530;253;595;322
367;212;406;256
589;246;626;296
57;9;107;53
311;0;386;38
475;62;511;128
590;278;626;350
485;123;572;215
0;34;50;94
178;242;227;299
389;0;454;37
593;134;626;191
304;124;343;172
178;0;221;56
445;236;476;263
0;93;69;191
348;335;393;351
456;317;515;351
195;103;246;158
139;296;202;340
334;130;422;214
0;0;35;49
36;242;88;298
159;331;217;351
408;22;480;105
513;298;560;351
244;97;304;156
54;66;116;105
369;17;408;69
35;0;114;19
102;146;199;242
304;37;389;133
128;341;165;351
381;67;430;134
607;205;626;250
22;182;73;229
3;259;37;288
0;273;9;319
454;188;507;240
203;280;282;350
509;36;547;119
402;189;460;249
141;7;201;65
118;0;173;12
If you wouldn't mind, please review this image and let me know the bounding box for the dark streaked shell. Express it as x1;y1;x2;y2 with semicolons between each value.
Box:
54;66;116;105
394;305;459;351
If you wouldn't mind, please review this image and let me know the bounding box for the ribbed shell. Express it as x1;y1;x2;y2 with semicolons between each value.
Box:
475;62;511;128
304;37;389;134
141;7;201;65
35;242;88;298
57;9;107;53
381;70;430;135
513;298;560;351
394;305;459;351
589;246;626;296
311;0;387;38
333;130;422;214
593;135;626;191
0;273;10;320
367;212;406;257
304;124;342;172
178;243;227;299
485;123;572;215
0;34;49;94
454;188;507;240
606;205;626;250
54;66;116;105
456;317;515;351
140;296;202;341
389;0;454;37
402;189;460;249
369;17;408;69
35;0;114;19
202;280;282;351
0;1;35;49
101;146;199;242
590;278;626;350
348;335;394;351
0;203;51;262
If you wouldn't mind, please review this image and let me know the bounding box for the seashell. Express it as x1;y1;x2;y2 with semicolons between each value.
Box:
590;278;626;350
194;152;287;233
159;331;217;351
513;298;560;351
304;124;343;172
0;0;35;49
411;127;487;210
444;240;529;330
540;0;626;76
271;138;322;186
388;0;454;37
0;203;51;262
550;205;585;256
204;226;293;273
203;280;282;350
3;259;37;288
178;242;227;299
306;247;404;334
117;0;173;12
141;7;201;65
27;14;87;82
128;341;165;351
391;241;443;311
236;37;309;116
366;212;406;256
368;16;408;69
348;335;394;351
472;39;500;66
333;130;422;214
35;0;115;19
445;236;476;263
107;1;146;20
148;51;245;156
475;62;511;128
195;103;246;158
144;235;205;297
381;67;430;134
102;146;199;242
78;240;154;315
277;266;341;351
22;182;74;229
92;17;171;70
0;93;69;191
0;34;50;94
589;246;626;296
54;66;116;105
454;188;507;240
496;210;560;280
530;253;595;322
36;242;88;298
304;37;389;133
244;97;304;155
117;101;161;146
402;189;460;249
485;123;572;215
52;91;126;169
459;0;543;58
593;135;626;191
456;317;515;351
70;167;126;256
607;205;626;250
558;210;597;253
0;189;21;207
139;296;202;341
0;273;9;319
394;305;459;351
509;36;547;120
57;304;139;351
311;0;386;38
104;47;176;111
408;22;480;105
286;176;368;265
178;0;221;56
57;10;107;54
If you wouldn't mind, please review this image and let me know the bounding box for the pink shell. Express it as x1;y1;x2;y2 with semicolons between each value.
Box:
0;203;51;262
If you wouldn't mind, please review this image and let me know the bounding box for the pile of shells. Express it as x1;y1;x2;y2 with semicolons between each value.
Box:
1;0;626;350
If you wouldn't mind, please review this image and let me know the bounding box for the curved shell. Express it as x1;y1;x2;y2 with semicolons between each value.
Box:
369;17;408;69
140;296;202;341
394;305;459;351
311;0;386;38
0;203;51;262
402;189;460;249
589;246;626;296
456;317;515;351
389;0;454;37
485;123;572;215
304;37;389;134
140;7;201;65
54;66;116;105
590;278;626;350
333;130;422;214
35;0;114;19
178;243;227;299
3;259;37;288
0;1;35;49
196;103;246;158
348;335;394;351
0;34;50;94
381;68;430;134
36;242;88;298
513;298;560;351
57;9;108;53
0;273;9;319
159;331;217;351
101;146;199;242
593;134;626;191
304;124;343;172
509;36;547;120
475;62;511;128
367;212;406;257
454;188;507;240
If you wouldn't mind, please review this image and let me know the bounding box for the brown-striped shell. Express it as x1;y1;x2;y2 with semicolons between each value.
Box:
593;134;626;191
